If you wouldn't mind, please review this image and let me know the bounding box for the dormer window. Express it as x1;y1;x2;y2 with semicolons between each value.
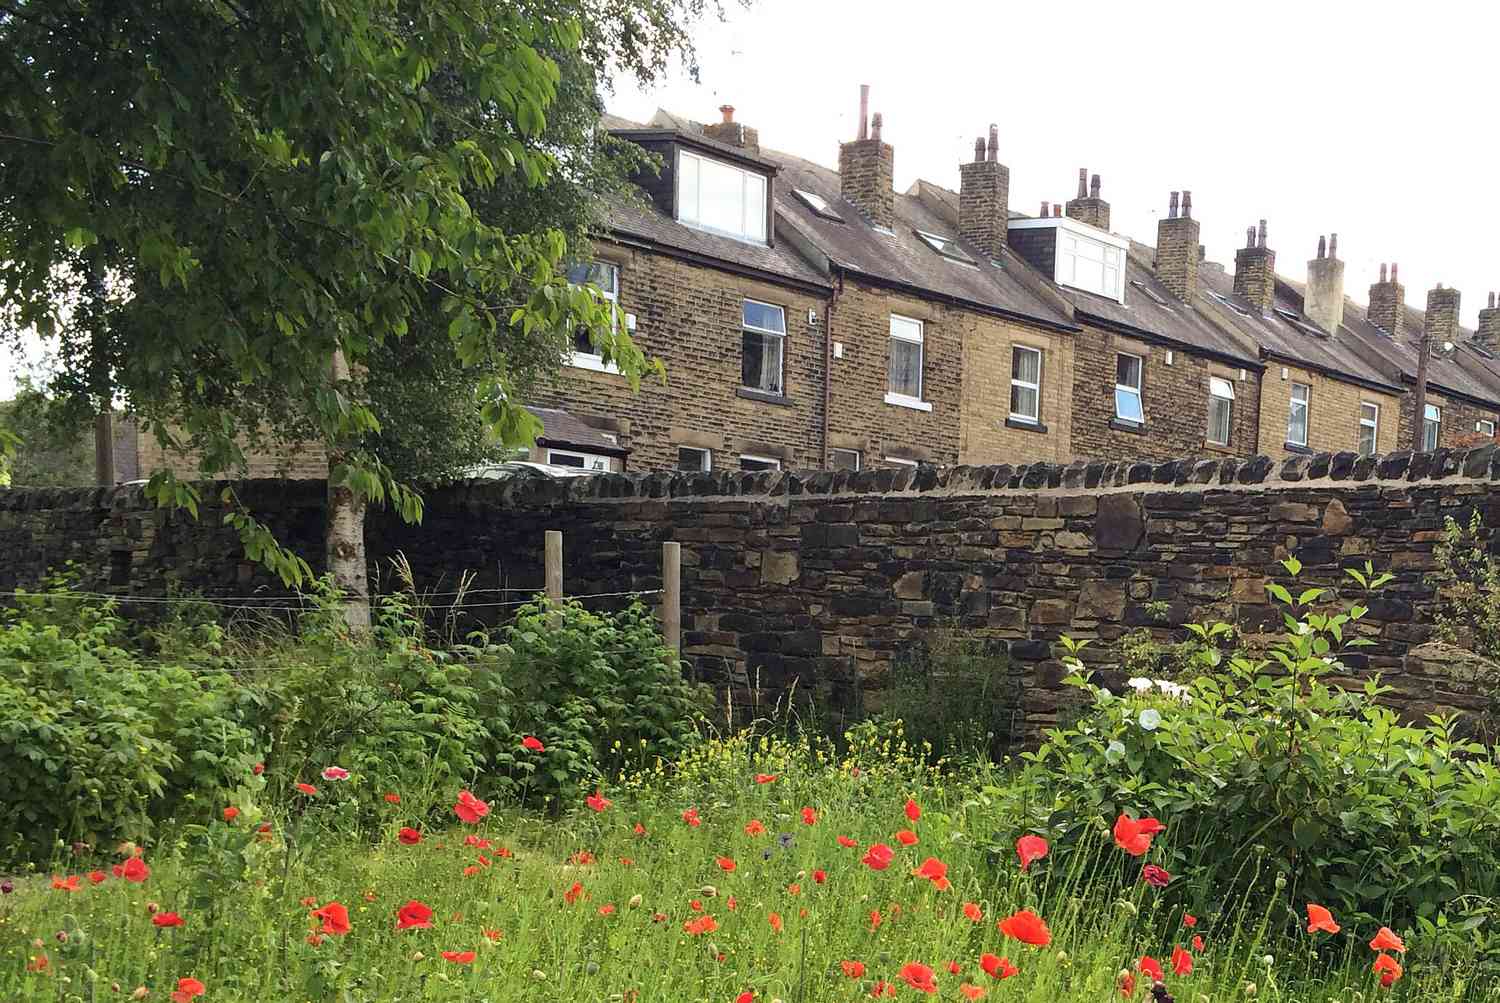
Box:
677;149;767;243
1007;217;1129;303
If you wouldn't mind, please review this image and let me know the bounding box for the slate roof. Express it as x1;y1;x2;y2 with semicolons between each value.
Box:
531;407;629;456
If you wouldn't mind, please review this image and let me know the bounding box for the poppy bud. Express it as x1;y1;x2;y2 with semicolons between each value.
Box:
55;930;69;943
145;901;159;914
1274;873;1287;890
0;881;12;894
584;962;600;975
1055;950;1070;966
1117;899;1138;916
112;983;121;993
627;894;643;909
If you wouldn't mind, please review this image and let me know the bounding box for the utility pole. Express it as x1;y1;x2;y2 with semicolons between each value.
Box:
1411;329;1431;452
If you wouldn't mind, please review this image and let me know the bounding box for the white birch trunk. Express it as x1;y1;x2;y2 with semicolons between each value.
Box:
327;347;371;632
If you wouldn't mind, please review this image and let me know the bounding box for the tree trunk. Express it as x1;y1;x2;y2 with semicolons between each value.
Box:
86;247;114;486
326;347;371;632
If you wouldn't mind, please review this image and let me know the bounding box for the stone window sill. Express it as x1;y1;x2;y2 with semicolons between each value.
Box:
884;392;933;413
736;387;792;406
1203;440;1235;455
1109;418;1147;434
567;352;621;375
1005;417;1049;434
1283;442;1314;455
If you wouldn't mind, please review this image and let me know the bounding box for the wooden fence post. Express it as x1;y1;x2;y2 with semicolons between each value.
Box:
662;540;681;655
544;530;563;606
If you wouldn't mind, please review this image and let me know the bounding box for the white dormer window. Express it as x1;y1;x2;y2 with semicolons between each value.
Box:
1009;217;1129;303
677;149;767;243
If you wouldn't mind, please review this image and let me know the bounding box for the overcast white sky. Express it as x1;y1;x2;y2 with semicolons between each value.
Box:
5;0;1497;398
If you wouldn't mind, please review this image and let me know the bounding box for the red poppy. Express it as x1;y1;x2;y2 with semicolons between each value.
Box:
253;762;265;775
586;791;612;813
598;904;616;916
842;960;866;978
769;911;783;933
453;790;489;824
862;843;896;871
295;782;318;796
912;857;951;891
717;856;736;872
905;799;921;822
1369;927;1405;953
396;900;433;930
1118;972;1137;997
869;909;882;931
755;773;778;784
300;896;318;906
397;827;422;845
727;895;737;910
441;950;476;964
738;818;764;836
1113;813;1165;857
963;902;983;922
813;869;827;884
464;834;492;849
960;984;986;1000
895;829;919;846
1191;935;1204;951
1015;834;1048;872
222;807;240;822
1182;913;1197;928
947;961;961;975
88;870;107;885
682;808;702;827
320;766;349;781
997;909;1051;946
311;902;351;936
684;914;718;935
383;792;401;803
871;981;896;997
737;993;754;1003
690;899;704;912
633;822;647;836
1141;864;1172;888
482;928;502;941
153;911;185;928
1306;903;1340;935
170;977;206;1003
837;835;859;848
25;954;48;974
1138;956;1163;982
521;735;545;752
980;953;1012;979
121;857;150;883
801;807;818;825
1171;945;1192;976
51;875;80;892
564;882;584;905
787;882;801;895
899;962;938;994
1373;953;1403;987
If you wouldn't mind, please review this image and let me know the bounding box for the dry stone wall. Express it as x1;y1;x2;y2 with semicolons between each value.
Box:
3;445;1499;741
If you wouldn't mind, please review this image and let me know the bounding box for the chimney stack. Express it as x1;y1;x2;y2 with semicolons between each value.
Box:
1304;233;1345;334
958;121;1009;258
701;103;759;152
1367;262;1405;336
1233;218;1276;312
1424;283;1462;349
1040;200;1050;217
1155;190;1200;302
1065;166;1111;230
839;86;895;228
1476;291;1500;352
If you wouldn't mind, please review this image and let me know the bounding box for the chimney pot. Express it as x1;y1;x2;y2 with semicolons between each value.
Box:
1329;233;1338;259
1053;204;1062;218
1077;168;1088;200
973;137;985;163
1491;292;1497;309
718;104;735;124
1317;235;1326;259
1182;190;1192;218
1090;173;1101;198
1257;219;1267;248
986;123;998;163
1379;262;1388;282
1246;226;1256;249
857;85;869;140
1392;262;1399;282
1041;200;1049;217
870;112;883;142
1168;191;1179;219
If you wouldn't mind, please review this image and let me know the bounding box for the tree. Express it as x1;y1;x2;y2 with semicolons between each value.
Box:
0;1;720;625
0;382;95;488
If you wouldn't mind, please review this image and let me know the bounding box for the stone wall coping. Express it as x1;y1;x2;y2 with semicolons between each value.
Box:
1;444;1496;513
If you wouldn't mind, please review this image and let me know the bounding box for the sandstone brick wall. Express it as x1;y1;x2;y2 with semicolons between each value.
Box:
1395;389;1500;452
6;443;1499;742
1068;326;1260;461
1257;363;1401;459
135;429;328;481
958;317;1074;464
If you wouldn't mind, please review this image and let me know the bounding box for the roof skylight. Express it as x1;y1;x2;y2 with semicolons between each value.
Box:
916;229;977;266
792;188;844;222
1130;280;1170;307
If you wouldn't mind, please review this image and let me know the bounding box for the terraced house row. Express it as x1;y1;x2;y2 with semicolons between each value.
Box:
529;88;1500;475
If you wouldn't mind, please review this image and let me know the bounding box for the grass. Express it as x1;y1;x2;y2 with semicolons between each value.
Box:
0;730;1478;1002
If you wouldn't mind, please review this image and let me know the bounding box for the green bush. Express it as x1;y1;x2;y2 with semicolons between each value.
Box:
878;629;1019;761
1012;558;1500;947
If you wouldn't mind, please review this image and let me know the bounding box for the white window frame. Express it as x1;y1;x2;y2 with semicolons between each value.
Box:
1206;376;1235;446
1476;419;1496;438
677;446;712;472
1287;383;1311;447
738;454;781;472
676;149;767;244
1007;216;1130;303
1358;402;1380;456
566;261;622;374
1009;345;1042;424
828;448;861;471
885;314;930;410
882;455;920;468
1114;352;1144;424
740;299;787;395
547;449;612;471
1422;403;1441;451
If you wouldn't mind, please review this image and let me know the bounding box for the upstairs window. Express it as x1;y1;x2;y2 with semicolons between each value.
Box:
677;150;767;242
1009;346;1042;423
1207;377;1234;446
678;447;711;472
565;261;620;367
741;299;786;395
829;448;861;471
1422;403;1441;451
1359;402;1380;456
1287;383;1310;447
739;455;781;472
1114;353;1143;424
1478;418;1497;439
1058;230;1124;301
886;314;927;408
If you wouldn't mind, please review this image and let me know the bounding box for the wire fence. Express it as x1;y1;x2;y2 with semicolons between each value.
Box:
0;588;661;613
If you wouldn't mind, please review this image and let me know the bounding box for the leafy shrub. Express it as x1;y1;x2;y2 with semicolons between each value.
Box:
1013;559;1500;946
878;630;1019;761
1433;510;1500;661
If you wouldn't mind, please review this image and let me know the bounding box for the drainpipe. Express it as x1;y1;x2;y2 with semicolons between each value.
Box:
822;269;843;468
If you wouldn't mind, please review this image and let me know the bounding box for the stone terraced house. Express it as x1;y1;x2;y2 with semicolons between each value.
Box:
531;88;1500;475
